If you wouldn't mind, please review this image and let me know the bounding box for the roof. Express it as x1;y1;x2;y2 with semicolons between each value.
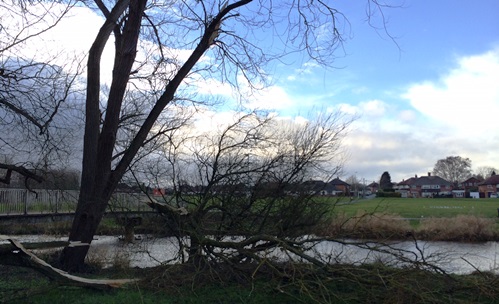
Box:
398;175;451;186
397;177;415;186
460;176;483;185
328;178;350;187
478;175;499;186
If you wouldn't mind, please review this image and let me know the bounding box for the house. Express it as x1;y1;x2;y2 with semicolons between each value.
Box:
367;181;379;194
459;176;483;190
302;178;350;196
395;173;452;198
327;178;351;196
477;175;499;198
394;177;415;198
454;176;483;198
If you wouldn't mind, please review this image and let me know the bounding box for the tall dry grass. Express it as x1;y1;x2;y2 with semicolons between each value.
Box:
417;215;498;242
322;213;498;242
321;212;413;240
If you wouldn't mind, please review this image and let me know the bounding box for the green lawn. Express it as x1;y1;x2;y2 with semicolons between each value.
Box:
333;197;499;219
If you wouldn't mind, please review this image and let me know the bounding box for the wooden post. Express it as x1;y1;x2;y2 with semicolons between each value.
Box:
23;189;28;215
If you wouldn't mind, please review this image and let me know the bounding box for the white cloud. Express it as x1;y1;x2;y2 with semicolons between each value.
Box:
359;99;387;117
2;4;120;83
398;110;416;122
285;61;321;82
337;103;359;115
341;49;499;182
191;77;234;98
242;84;294;110
403;49;499;135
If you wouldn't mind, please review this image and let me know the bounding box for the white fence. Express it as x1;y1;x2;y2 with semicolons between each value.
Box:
0;189;146;215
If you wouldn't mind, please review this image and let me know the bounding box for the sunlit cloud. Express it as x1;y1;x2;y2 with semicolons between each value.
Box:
243;85;294;110
343;49;499;181
359;99;387;117
285;61;321;82
403;49;499;135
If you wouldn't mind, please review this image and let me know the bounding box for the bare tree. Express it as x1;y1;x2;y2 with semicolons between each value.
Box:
31;0;397;271
136;110;352;267
474;166;498;180
432;156;472;187
0;1;83;187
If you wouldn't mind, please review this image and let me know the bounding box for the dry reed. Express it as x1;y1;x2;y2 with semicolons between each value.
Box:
417;215;497;242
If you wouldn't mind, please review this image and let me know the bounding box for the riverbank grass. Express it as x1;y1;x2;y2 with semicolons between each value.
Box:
2;262;498;303
335;197;499;218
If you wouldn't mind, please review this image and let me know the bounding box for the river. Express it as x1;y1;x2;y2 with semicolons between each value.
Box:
2;235;498;275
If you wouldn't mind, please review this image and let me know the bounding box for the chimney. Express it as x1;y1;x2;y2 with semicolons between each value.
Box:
428;172;431;176
415;174;418;178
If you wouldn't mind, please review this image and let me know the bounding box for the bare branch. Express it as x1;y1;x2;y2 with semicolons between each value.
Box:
0;163;43;184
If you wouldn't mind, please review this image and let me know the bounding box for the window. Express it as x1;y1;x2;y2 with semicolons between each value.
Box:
422;185;440;189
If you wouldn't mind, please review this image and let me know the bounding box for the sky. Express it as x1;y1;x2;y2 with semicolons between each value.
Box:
260;0;499;183
3;0;499;184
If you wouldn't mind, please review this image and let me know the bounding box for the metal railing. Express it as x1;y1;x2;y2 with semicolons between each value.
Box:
0;189;147;215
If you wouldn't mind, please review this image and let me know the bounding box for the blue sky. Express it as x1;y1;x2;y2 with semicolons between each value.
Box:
256;0;499;183
4;0;498;184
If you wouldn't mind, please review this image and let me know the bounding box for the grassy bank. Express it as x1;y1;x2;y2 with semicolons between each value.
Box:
1;262;498;303
2;197;499;242
2;197;499;302
321;197;499;241
335;197;499;218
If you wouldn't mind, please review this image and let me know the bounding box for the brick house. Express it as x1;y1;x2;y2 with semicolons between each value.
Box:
459;176;483;191
298;178;350;196
395;173;452;198
309;178;350;196
367;181;379;194
453;176;483;198
477;175;499;198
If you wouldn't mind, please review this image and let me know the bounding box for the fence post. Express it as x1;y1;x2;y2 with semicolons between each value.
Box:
23;189;28;215
55;190;59;214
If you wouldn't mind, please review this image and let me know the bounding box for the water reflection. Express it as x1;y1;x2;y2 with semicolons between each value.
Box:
88;236;499;274
3;235;498;274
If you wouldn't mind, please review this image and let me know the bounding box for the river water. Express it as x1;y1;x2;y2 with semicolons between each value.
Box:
2;235;498;275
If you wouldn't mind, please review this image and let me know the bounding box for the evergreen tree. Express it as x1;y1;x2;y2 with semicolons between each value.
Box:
379;171;393;191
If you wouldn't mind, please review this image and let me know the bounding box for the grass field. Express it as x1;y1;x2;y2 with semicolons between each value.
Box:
334;197;499;219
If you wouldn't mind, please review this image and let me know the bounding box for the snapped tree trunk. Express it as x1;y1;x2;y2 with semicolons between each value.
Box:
59;195;109;271
2;237;137;289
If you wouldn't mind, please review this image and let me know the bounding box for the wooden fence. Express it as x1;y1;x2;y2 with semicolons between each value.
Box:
0;189;146;215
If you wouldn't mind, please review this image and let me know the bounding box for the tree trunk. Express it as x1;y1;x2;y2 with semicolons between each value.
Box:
59;0;146;272
60;195;109;272
187;235;204;267
59;0;240;271
2;238;137;289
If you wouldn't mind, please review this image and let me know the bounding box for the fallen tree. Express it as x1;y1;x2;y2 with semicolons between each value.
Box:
0;236;138;290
